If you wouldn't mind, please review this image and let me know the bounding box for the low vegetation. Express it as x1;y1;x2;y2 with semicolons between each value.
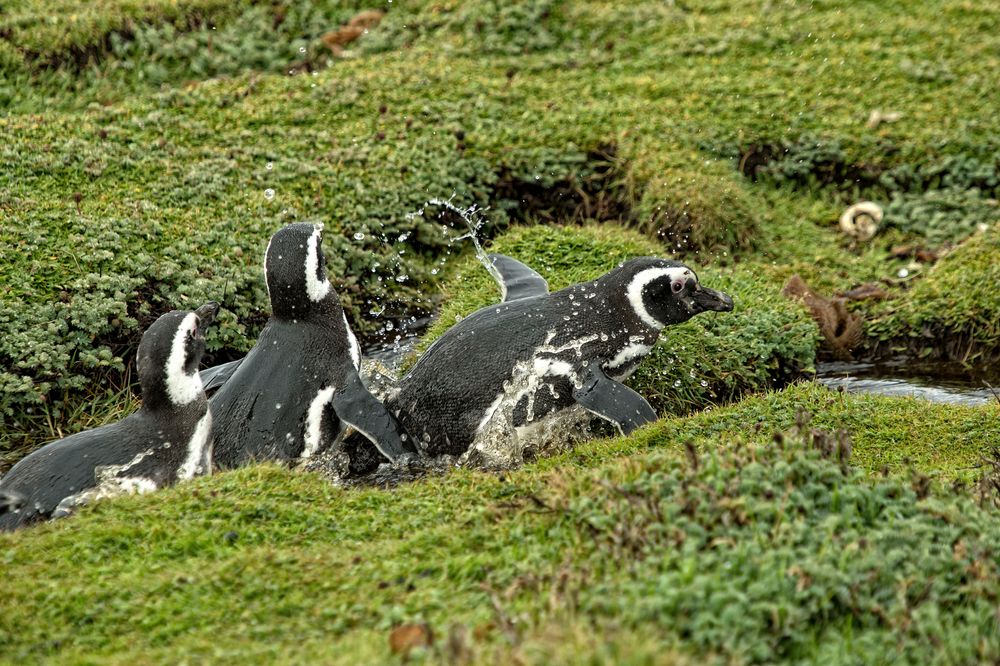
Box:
2;384;998;664
2;0;1000;661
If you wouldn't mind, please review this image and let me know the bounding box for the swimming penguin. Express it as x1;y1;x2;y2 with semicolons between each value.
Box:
0;302;219;532
208;222;414;468
382;254;734;458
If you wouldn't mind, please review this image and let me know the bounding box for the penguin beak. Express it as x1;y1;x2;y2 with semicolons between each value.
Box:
194;302;220;337
690;287;734;313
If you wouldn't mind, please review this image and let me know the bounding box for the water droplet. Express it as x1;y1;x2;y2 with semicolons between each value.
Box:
299;47;306;54
353;232;365;241
700;380;708;387
897;268;909;278
266;162;273;170
673;380;682;388
385;321;395;331
263;188;275;200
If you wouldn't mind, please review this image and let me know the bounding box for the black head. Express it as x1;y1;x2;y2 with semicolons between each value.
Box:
614;257;734;329
137;302;219;410
264;222;340;319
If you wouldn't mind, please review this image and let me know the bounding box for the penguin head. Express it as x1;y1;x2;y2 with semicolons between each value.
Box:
618;258;734;329
264;222;342;320
137;302;219;409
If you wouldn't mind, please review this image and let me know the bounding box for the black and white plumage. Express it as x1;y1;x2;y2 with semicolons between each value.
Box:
208;222;414;469
384;254;734;458
0;302;219;532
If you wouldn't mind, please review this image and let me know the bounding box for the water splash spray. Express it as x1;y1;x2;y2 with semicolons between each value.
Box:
406;196;505;289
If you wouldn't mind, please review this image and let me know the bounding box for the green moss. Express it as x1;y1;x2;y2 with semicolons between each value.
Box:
626;143;760;253
867;227;1000;362
1;0;238;64
612;382;999;481
1;383;997;664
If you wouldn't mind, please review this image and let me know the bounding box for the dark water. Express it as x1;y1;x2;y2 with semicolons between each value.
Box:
816;360;1000;406
363;334;420;372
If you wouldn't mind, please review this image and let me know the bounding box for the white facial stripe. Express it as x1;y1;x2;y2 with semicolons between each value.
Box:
165;313;203;406
263;234;274;303
626;267;694;330
177;411;213;480
342;311;362;370
302;386;337;458
305;224;331;303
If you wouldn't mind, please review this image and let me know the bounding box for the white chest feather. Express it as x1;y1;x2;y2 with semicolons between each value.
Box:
177;411;213;480
302;386;337;459
605;343;653;378
342;311;362;370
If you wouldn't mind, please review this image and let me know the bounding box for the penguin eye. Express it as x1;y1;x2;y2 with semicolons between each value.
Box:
671;280;684;294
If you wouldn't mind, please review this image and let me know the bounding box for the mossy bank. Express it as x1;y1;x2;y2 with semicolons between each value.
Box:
2;384;999;664
3;0;1000;450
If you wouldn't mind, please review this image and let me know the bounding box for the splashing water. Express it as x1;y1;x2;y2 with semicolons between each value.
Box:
406;197;505;288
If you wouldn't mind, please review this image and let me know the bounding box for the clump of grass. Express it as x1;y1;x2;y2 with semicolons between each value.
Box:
626;145;761;253
867;226;1000;363
2;385;998;663
557;422;1000;664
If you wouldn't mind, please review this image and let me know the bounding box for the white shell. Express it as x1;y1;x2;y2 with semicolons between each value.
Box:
839;201;883;242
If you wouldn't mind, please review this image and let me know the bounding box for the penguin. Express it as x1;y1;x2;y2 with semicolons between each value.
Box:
382;254;734;458
208;222;415;469
0;302;219;532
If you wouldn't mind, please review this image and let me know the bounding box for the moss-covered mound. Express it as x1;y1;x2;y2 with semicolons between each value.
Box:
427;224;818;415
867;226;1000;363
2;383;997;664
4;0;1000;446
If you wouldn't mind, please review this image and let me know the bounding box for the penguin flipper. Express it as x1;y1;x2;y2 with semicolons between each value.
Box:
200;358;244;392
572;365;657;435
332;373;417;461
487;253;549;302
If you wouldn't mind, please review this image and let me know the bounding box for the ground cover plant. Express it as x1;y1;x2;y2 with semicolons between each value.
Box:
3;0;1000;448
2;0;1000;662
2;385;999;663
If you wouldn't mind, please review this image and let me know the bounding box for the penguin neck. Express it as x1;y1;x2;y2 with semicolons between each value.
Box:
140;379;208;414
271;292;346;325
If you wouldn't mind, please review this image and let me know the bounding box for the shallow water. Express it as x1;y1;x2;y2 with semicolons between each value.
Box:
816;360;1000;406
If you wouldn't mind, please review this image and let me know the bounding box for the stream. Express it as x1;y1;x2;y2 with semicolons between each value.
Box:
816;360;1000;406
